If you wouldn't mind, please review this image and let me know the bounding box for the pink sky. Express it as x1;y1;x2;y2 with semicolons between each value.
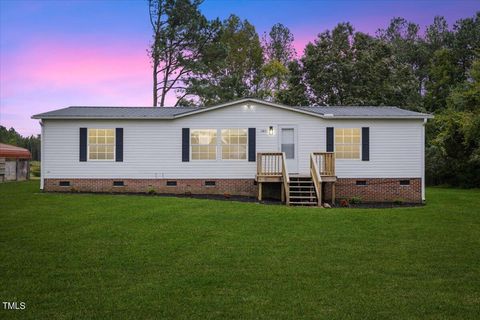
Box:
1;0;478;136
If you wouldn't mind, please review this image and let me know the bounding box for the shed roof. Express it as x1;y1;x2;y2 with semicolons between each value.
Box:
32;98;433;120
0;143;32;159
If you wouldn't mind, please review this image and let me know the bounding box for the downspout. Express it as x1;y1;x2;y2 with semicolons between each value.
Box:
40;120;44;190
421;118;427;202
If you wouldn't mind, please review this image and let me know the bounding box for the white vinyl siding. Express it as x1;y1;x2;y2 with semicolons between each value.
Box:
41;102;425;179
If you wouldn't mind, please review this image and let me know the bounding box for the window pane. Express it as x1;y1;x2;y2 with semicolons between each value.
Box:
281;128;294;144
191;130;217;160
88;128;116;160
335;127;361;159
282;144;295;159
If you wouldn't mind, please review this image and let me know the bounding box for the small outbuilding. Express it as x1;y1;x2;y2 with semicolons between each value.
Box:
0;143;31;182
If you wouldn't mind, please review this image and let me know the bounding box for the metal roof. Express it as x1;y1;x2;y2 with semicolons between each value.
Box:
32;106;197;119
295;106;432;118
0;143;32;159
32;98;433;120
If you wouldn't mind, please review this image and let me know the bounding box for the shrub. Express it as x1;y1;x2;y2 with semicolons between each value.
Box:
349;196;362;204
393;198;404;205
147;187;156;195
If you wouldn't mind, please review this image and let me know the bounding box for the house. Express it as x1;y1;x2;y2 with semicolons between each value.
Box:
32;98;432;206
0;143;31;182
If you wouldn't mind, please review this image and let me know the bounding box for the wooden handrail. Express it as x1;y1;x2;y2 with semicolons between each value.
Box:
310;154;322;206
312;152;336;176
281;152;290;205
257;152;283;176
257;152;289;204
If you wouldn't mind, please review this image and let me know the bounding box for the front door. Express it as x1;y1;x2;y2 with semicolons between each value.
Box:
279;126;298;173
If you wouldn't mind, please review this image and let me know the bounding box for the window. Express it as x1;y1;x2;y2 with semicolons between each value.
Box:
400;180;410;186
166;180;177;186
59;181;70;187
204;180;216;186
356;180;367;186
113;181;124;187
281;128;295;159
88;129;115;160
221;129;247;160
335;128;360;159
191;129;217;160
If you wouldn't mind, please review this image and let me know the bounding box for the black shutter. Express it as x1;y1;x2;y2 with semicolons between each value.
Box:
116;128;123;162
248;128;256;162
362;127;370;161
326;127;334;152
79;128;87;162
182;128;190;162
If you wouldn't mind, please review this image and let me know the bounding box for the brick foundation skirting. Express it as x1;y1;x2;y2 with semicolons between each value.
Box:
325;178;422;203
44;178;258;197
44;177;422;203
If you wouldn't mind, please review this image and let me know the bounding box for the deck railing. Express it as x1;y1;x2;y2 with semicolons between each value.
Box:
257;152;283;176
310;154;322;206
257;152;289;204
311;152;336;176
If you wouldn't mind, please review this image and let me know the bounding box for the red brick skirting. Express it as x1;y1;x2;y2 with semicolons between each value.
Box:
44;177;422;203
325;178;422;203
44;178;258;197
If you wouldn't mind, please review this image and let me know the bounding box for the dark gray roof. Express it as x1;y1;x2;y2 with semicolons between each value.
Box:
296;106;431;118
32;98;432;120
32;106;198;119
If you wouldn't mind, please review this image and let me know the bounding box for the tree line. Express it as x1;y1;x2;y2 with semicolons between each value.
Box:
149;0;479;187
0;126;41;161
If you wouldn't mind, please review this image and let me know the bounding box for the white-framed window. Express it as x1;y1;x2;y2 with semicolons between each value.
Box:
191;129;217;160
335;128;360;159
221;128;247;160
88;129;115;161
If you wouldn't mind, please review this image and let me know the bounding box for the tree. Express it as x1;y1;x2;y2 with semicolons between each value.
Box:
302;23;355;105
183;15;264;105
259;23;296;101
451;12;480;75
447;59;480;112
377;17;430;100
425;16;451;51
148;0;218;106
262;23;296;65
424;48;462;112
277;60;309;106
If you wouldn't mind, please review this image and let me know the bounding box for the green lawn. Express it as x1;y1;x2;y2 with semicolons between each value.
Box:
1;181;479;319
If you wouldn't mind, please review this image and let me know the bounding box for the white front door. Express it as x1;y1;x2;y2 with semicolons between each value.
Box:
279;126;298;173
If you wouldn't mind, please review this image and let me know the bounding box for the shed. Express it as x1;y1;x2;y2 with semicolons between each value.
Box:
0;143;31;182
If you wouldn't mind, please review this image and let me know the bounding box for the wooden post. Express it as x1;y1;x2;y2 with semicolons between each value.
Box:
318;182;322;206
332;183;336;205
281;183;285;203
258;182;263;201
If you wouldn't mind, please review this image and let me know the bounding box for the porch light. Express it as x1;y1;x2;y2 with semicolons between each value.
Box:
268;126;274;135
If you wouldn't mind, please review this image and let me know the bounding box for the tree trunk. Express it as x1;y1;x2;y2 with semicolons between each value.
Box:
153;59;158;107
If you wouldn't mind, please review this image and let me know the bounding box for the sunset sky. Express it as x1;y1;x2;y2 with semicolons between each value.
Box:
1;0;478;136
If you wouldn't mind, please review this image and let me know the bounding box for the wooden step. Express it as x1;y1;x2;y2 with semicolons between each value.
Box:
290;196;317;199
289;201;318;206
290;190;315;194
289;185;314;189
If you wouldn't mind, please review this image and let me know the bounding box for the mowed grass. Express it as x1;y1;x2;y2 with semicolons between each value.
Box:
0;181;479;319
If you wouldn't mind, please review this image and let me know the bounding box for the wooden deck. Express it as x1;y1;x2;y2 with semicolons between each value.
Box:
256;152;337;206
